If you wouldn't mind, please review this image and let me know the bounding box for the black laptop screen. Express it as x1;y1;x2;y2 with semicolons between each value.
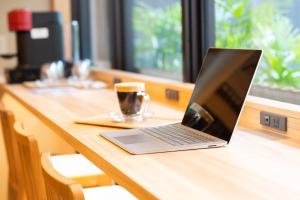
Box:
182;48;262;142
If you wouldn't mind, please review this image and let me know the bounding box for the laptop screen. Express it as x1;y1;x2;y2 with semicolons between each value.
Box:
182;48;262;142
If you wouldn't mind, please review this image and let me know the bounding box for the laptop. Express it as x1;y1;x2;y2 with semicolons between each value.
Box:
101;48;262;154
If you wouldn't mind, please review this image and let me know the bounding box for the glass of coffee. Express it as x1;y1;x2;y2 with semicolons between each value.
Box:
115;82;150;122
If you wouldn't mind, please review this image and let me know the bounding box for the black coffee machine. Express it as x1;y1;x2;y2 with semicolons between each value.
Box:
3;10;65;83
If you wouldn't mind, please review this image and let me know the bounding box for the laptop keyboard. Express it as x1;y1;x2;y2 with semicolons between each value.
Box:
142;124;216;146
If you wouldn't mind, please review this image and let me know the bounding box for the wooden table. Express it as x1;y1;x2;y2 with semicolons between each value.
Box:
2;84;300;200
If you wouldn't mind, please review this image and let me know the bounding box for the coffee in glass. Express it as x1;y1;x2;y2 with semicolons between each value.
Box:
115;82;150;121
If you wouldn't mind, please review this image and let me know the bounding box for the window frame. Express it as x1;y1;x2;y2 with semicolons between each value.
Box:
108;0;136;72
108;0;214;83
182;0;215;82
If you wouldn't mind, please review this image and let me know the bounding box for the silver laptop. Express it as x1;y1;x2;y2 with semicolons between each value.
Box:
101;48;262;154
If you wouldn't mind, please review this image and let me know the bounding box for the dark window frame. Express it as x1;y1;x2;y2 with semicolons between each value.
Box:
108;0;214;83
182;0;215;82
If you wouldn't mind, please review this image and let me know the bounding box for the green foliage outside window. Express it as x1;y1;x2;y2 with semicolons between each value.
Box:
133;3;182;73
133;0;300;89
216;0;300;89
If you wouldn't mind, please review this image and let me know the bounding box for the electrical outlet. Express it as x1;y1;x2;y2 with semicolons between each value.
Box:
260;111;287;132
262;114;270;126
165;88;179;101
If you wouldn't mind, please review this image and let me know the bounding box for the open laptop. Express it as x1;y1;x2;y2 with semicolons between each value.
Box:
101;48;262;154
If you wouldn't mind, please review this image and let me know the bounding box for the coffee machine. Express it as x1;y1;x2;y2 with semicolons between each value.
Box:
4;9;64;83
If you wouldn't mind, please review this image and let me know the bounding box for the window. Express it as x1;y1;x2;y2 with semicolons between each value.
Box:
109;0;214;82
107;0;299;104
109;0;183;80
132;0;183;80
215;0;300;104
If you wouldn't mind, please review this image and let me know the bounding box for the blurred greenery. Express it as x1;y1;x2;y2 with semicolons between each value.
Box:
133;0;300;89
133;2;182;73
215;0;300;89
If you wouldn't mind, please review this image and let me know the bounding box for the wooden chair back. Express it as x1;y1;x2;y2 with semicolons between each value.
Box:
14;122;47;200
0;108;26;200
41;153;85;200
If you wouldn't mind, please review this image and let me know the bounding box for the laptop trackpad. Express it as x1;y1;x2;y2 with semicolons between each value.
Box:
115;134;153;144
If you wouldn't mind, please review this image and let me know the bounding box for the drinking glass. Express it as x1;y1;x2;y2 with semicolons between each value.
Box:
39;61;65;85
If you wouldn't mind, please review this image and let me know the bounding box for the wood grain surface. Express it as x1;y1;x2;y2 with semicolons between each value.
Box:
1;84;300;200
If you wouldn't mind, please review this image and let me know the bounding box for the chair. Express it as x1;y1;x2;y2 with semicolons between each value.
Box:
0;108;112;197
15;122;47;200
0;109;26;200
41;153;136;200
14;121;136;200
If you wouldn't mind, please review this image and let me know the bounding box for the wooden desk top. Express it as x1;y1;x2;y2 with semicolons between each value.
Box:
2;84;300;200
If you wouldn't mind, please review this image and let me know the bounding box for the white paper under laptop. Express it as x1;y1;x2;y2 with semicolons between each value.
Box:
100;48;262;154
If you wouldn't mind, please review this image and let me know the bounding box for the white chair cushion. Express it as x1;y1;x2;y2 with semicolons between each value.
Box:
83;186;136;200
51;154;103;178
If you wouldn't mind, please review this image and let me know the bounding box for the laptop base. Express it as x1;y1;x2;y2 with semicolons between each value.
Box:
100;124;227;155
